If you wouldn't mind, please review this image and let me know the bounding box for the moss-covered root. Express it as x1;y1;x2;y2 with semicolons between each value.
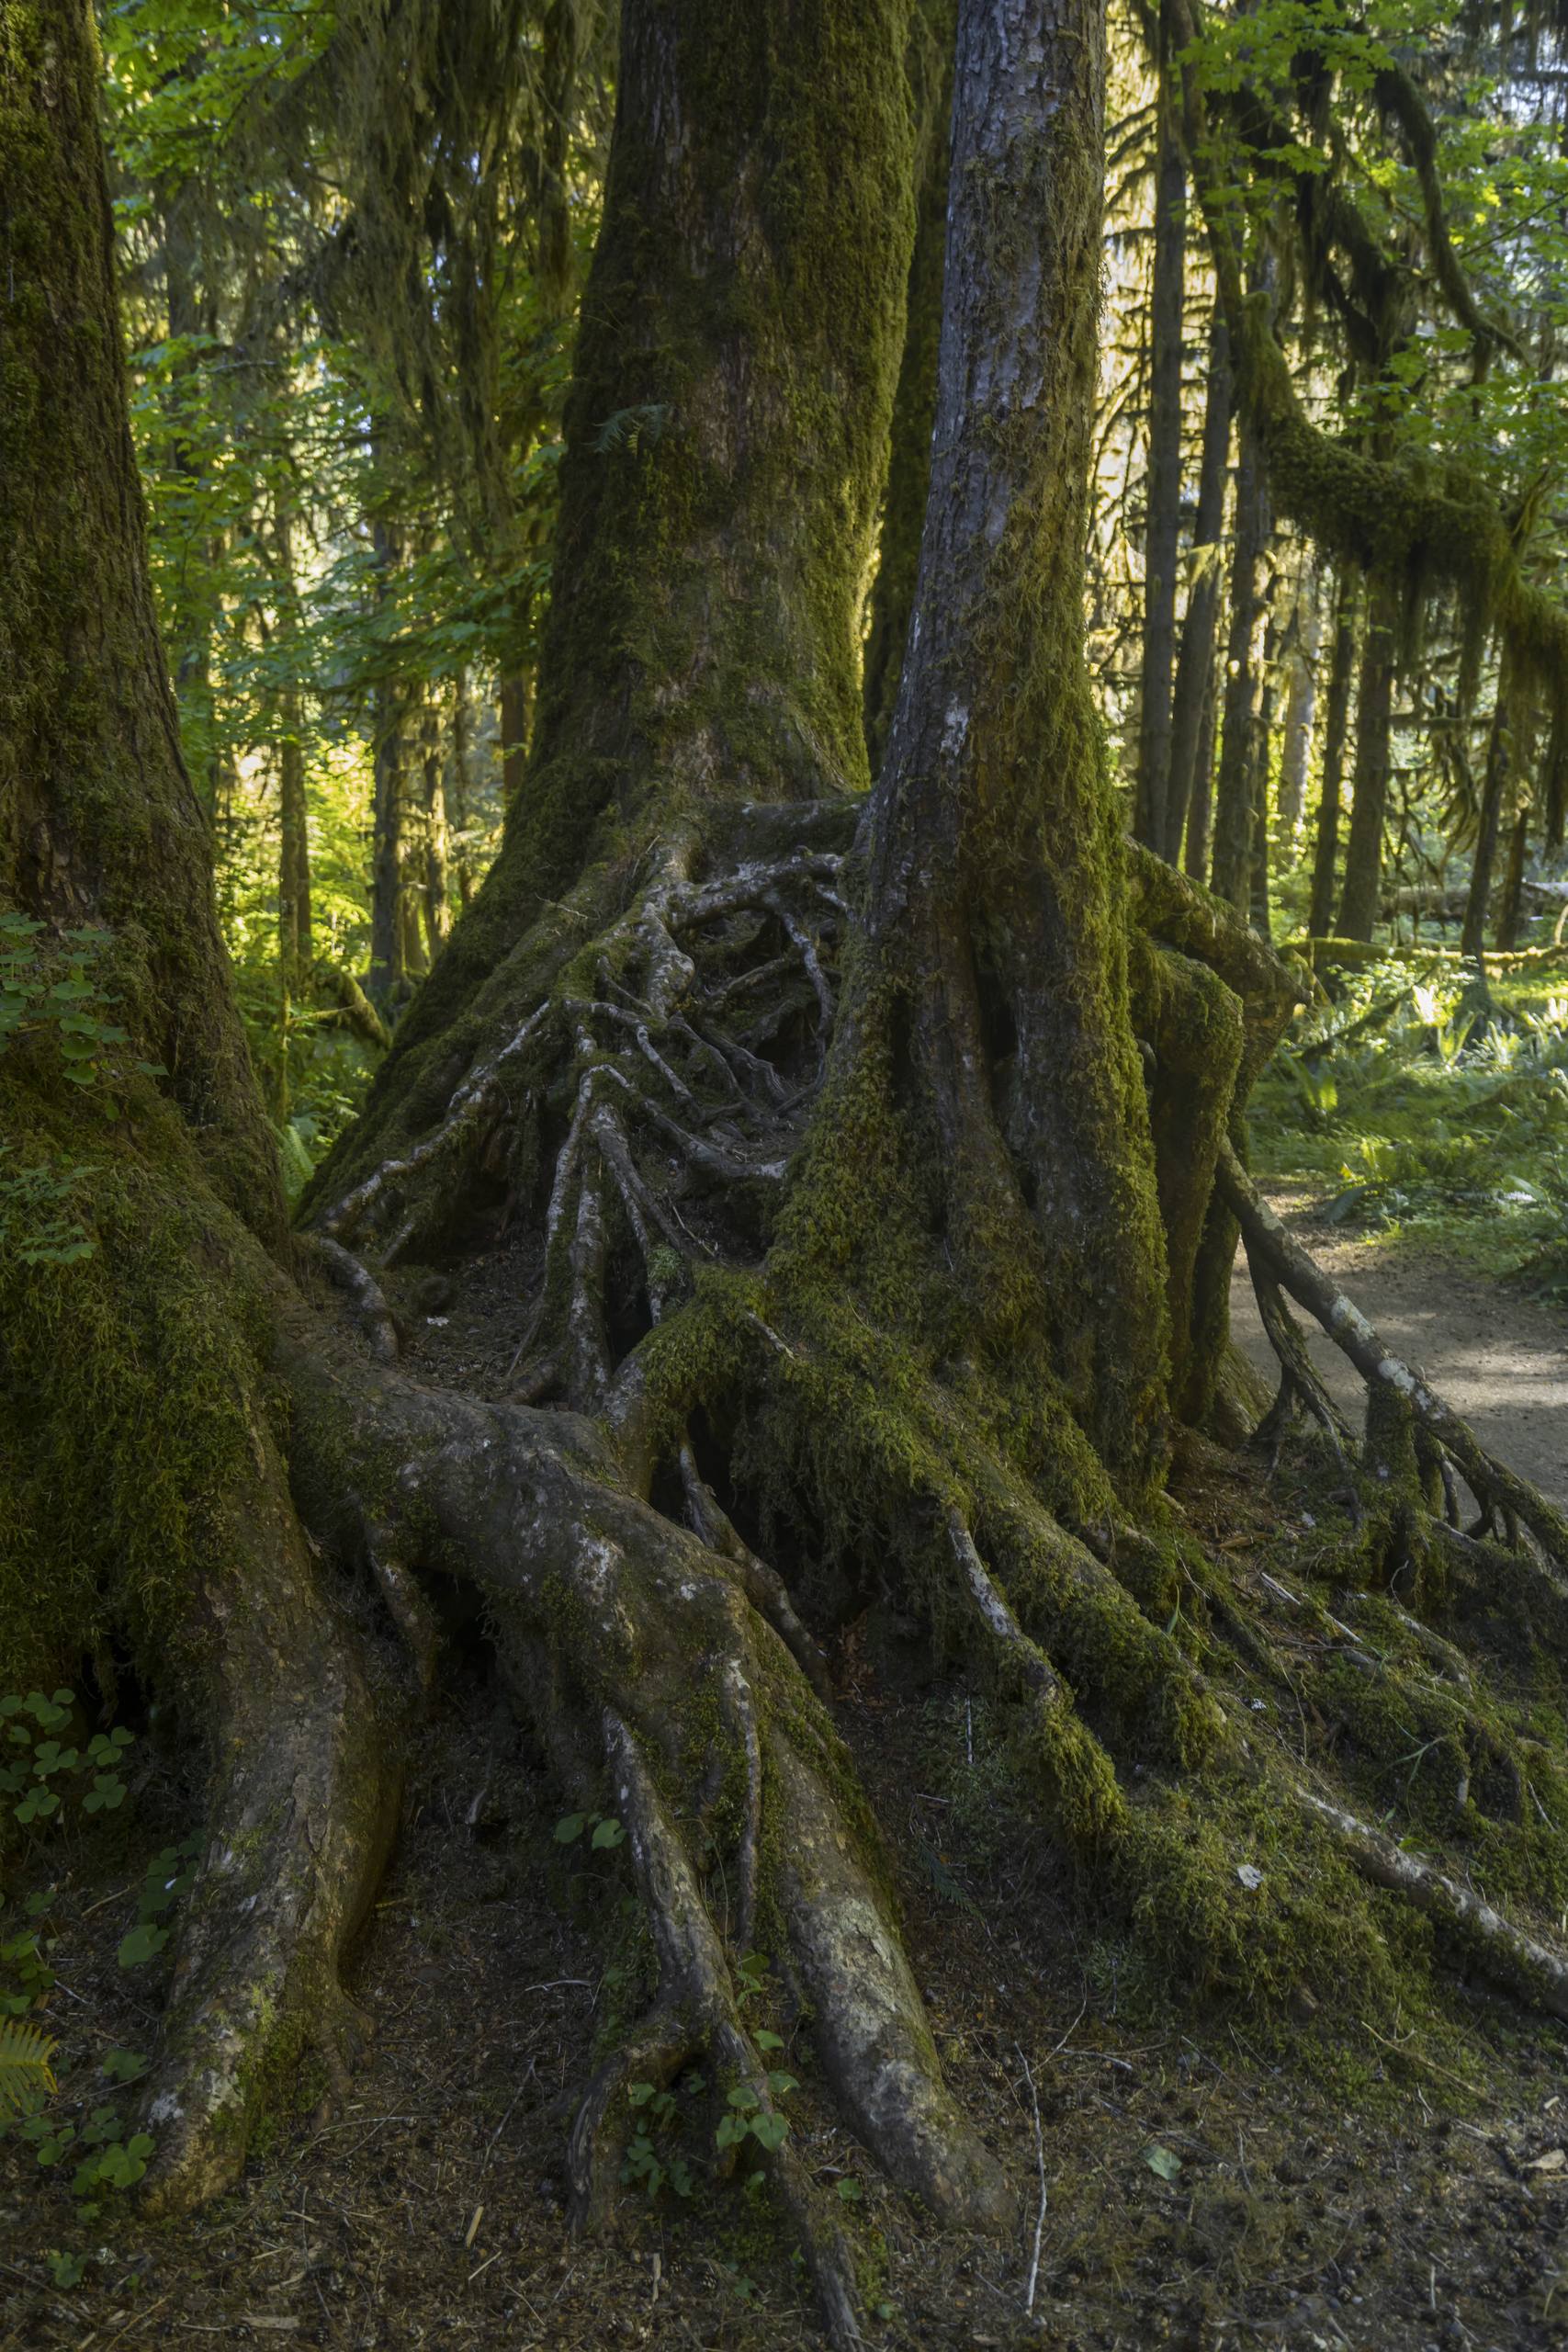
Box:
276;1327;1010;2274
1300;1788;1568;2019
138;1432;400;2216
1217;1138;1568;1565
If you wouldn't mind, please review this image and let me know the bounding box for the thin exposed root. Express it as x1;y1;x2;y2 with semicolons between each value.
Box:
1219;1140;1568;1566
1247;1265;1359;1510
300;1234;400;1362
364;1528;441;1692
317;1003;552;1247
948;1510;1062;1701
679;1442;832;1701
1300;1786;1568;2020
586;1714;865;2349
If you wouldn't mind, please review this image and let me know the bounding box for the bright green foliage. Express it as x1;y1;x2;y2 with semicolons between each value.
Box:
1254;956;1568;1294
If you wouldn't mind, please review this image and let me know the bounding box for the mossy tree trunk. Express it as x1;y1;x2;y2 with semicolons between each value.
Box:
1210;399;1269;914
1;0;399;2216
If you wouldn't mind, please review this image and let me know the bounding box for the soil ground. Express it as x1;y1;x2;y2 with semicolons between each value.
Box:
6;1208;1568;2352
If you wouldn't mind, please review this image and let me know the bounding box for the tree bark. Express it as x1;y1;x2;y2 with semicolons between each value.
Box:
1133;12;1187;855
1167;312;1231;867
1307;565;1359;937
1337;569;1400;943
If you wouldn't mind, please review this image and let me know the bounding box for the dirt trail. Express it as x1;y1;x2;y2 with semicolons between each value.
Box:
1230;1186;1568;1504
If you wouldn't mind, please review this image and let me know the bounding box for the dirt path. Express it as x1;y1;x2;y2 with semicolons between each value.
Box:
1230;1186;1568;1503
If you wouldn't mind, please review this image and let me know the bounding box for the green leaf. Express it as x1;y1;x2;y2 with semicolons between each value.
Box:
590;1816;625;1850
553;1812;589;1844
117;1923;170;1969
1142;2143;1182;2182
750;2110;788;2153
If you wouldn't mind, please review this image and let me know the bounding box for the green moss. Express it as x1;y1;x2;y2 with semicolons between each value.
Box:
0;1072;277;1690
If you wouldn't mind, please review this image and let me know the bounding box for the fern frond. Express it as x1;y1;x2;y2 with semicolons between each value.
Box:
0;2017;58;2117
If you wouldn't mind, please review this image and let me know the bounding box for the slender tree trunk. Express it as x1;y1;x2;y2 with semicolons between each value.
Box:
419;693;451;961
1167;312;1232;865
1496;806;1529;951
1462;650;1516;959
1307;566;1359;936
1183;664;1219;879
1250;590;1277;940
369;676;408;1006
449;672;477;905
499;662;533;806
1337;569;1399;943
277;685;311;1118
862;0;954;777
1543;699;1566;854
1277;559;1321;842
1134;14;1187;854
1210;406;1269;910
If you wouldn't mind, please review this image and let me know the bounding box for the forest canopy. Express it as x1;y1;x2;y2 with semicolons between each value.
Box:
4;0;1568;2341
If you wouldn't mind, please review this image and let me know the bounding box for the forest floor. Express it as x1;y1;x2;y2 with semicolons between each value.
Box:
6;1193;1568;2352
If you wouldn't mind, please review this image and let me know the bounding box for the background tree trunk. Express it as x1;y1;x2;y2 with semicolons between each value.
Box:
1210;405;1268;910
1167;312;1232;868
1337;570;1400;943
1307;566;1359;936
1133;16;1187;856
1462;651;1517;960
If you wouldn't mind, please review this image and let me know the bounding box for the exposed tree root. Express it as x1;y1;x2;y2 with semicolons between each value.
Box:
1301;1788;1568;2019
138;1417;400;2216
1218;1138;1568;1566
274;1314;1012;2265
